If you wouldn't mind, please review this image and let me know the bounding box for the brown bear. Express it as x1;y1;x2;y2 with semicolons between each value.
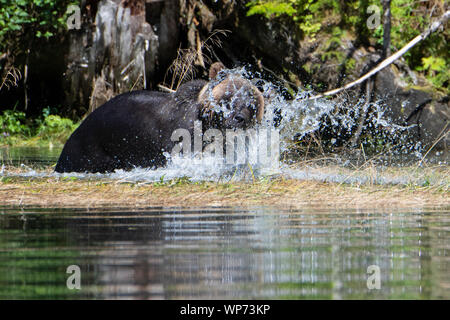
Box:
55;63;264;173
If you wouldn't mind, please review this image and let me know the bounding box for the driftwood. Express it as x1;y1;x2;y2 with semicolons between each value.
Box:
305;10;450;101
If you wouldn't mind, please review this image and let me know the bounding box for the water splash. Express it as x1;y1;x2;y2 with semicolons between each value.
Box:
215;67;423;160
1;67;447;186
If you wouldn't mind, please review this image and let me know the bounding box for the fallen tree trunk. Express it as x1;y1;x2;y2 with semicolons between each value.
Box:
305;10;450;101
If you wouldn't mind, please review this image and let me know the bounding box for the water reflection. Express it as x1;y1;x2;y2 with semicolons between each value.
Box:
0;147;61;167
0;206;448;299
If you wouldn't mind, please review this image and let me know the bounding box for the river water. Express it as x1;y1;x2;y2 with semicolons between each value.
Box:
0;129;449;300
0;205;449;299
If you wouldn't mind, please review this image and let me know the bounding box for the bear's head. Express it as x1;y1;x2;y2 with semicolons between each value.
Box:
198;63;264;129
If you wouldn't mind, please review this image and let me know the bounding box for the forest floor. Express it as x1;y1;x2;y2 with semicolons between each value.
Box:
0;165;448;209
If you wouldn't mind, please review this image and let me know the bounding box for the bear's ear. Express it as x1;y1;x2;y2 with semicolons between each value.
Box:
209;62;225;79
253;86;265;123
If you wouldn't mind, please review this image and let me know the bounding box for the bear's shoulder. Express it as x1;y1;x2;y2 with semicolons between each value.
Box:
108;90;169;106
174;80;208;101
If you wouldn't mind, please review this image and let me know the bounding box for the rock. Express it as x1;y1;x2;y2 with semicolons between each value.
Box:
373;64;448;151
375;64;429;121
417;100;449;151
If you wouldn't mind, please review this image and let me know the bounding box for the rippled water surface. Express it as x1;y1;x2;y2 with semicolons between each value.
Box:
0;206;449;299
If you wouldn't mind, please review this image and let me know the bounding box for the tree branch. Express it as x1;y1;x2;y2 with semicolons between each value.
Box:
305;10;450;101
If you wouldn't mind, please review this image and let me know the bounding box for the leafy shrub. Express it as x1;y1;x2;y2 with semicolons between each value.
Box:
246;1;296;18
0;109;31;137
418;57;449;92
246;0;336;39
36;114;78;143
0;0;78;56
0;107;78;146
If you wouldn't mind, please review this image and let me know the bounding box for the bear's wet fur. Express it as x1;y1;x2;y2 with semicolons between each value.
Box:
55;63;264;173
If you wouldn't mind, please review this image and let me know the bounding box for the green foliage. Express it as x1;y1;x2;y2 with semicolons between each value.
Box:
36;114;78;142
419;56;449;90
345;58;356;71
0;0;76;55
246;0;296;18
0;108;78;146
247;0;337;39
421;56;445;72
246;0;449;92
0;110;31;136
388;0;449;92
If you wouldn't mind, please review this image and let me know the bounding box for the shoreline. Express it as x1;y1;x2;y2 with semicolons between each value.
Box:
0;174;448;210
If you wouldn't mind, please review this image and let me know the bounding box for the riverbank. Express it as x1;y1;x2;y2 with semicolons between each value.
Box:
1;165;448;209
0;110;79;148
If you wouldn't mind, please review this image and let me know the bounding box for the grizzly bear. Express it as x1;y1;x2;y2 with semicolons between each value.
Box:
55;63;265;173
